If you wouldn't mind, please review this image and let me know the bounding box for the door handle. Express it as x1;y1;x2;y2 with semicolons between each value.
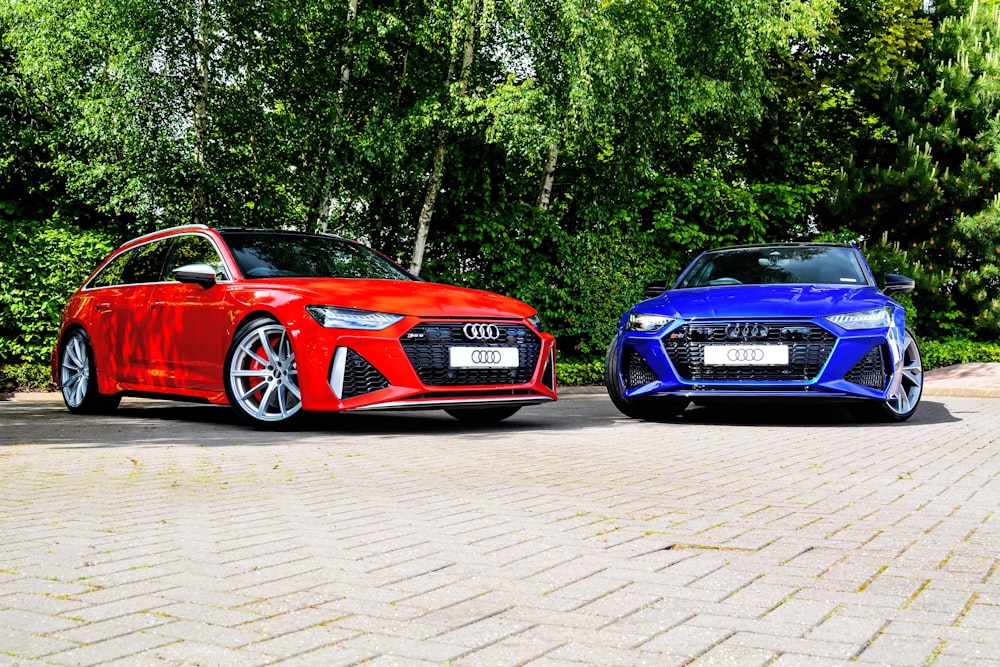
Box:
151;301;167;309
96;303;112;313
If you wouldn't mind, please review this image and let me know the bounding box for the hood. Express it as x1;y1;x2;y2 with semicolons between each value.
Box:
636;284;891;320
238;278;536;319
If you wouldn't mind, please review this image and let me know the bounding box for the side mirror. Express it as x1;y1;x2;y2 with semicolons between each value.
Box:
643;281;669;298
883;273;914;297
173;263;218;287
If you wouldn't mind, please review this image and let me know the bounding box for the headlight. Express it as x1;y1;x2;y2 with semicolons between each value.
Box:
626;312;674;332
824;307;892;330
306;306;404;330
527;314;544;331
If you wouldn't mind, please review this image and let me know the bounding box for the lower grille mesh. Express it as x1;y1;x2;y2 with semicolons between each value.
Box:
624;348;658;388
846;345;890;389
663;322;836;382
400;322;541;386
342;349;390;399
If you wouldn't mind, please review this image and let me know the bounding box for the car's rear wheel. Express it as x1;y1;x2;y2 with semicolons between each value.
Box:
58;328;121;415
445;406;521;423
605;334;687;420
225;318;303;428
851;328;923;423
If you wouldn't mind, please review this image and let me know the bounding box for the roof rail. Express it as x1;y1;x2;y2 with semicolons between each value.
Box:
127;224;211;244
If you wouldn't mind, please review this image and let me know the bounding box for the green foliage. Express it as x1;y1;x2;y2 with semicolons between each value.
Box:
824;0;1000;338
555;358;604;387
0;362;55;392
0;218;115;364
920;337;1000;369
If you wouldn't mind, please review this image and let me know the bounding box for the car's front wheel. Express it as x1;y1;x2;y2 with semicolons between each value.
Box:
58;328;121;415
225;318;303;428
605;334;687;420
445;406;521;424
851;328;923;423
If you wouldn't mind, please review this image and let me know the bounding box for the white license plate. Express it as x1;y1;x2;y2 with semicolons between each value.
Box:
449;347;520;368
704;345;789;366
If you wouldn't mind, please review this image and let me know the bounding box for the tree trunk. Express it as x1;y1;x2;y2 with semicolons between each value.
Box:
536;142;559;211
408;3;477;275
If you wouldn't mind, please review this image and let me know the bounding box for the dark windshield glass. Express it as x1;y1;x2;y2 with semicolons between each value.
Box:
675;246;869;289
221;232;412;281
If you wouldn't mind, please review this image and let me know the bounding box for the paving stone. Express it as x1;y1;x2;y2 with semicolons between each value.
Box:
3;394;1000;665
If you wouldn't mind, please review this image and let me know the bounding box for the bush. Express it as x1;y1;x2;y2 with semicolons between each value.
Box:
0;362;54;393
919;338;1000;370
556;358;604;386
0;219;115;365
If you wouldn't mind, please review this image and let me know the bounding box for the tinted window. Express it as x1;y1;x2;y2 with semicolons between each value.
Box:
88;250;133;288
87;240;171;288
675;246;868;289
164;235;229;281
221;232;412;281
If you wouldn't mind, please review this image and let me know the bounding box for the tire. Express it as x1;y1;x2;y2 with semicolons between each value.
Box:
58;328;121;415
224;318;303;428
604;334;687;420
445;406;522;423
851;328;923;423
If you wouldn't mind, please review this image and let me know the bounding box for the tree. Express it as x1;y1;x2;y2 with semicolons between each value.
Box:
826;0;1000;338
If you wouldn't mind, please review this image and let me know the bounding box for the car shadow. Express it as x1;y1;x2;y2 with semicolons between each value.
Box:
671;398;959;427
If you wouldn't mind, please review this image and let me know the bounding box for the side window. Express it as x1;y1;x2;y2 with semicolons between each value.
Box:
87;249;134;288
164;235;229;281
119;240;171;284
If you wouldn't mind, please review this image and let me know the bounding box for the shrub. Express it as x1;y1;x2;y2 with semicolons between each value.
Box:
919;338;1000;370
0;219;115;365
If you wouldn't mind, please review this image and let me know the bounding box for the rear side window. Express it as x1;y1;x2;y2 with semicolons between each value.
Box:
87;239;171;288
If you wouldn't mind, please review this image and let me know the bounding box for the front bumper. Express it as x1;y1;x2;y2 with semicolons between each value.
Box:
291;317;557;412
615;318;901;403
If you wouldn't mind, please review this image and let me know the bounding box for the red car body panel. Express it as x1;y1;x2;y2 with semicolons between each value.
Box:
52;226;557;422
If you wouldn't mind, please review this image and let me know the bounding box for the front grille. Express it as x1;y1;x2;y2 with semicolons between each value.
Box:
624;347;658;388
400;322;541;386
846;345;890;389
663;321;836;382
342;349;390;399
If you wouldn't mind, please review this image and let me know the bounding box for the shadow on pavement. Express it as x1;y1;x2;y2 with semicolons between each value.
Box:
674;398;959;427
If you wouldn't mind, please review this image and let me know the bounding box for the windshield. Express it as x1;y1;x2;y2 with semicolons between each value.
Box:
675;246;870;289
221;231;413;281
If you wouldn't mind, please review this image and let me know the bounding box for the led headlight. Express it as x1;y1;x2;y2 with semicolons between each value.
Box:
626;312;674;332
528;314;544;331
824;307;892;330
306;306;404;330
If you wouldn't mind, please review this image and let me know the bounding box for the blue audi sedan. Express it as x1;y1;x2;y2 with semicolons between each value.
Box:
605;243;923;422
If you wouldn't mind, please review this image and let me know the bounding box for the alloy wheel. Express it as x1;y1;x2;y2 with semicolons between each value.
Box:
227;322;302;424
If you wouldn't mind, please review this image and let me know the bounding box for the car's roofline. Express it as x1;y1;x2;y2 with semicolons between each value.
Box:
217;228;348;240
703;242;854;252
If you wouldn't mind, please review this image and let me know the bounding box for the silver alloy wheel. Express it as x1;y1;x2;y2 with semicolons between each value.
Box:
228;323;302;423
60;330;90;408
888;329;923;417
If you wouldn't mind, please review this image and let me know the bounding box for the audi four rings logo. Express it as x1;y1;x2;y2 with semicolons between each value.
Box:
470;349;503;364
725;323;769;340
727;348;765;362
463;323;502;341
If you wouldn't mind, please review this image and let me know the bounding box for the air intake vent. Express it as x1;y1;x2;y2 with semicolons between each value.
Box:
846;345;890;390
624;347;658;388
340;349;390;399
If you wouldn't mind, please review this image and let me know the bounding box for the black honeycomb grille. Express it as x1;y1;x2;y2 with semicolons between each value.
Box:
624;347;659;388
341;349;390;399
845;345;890;390
663;321;836;382
400;322;541;386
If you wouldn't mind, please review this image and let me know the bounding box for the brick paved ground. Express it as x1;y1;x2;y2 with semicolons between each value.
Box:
1;393;998;666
